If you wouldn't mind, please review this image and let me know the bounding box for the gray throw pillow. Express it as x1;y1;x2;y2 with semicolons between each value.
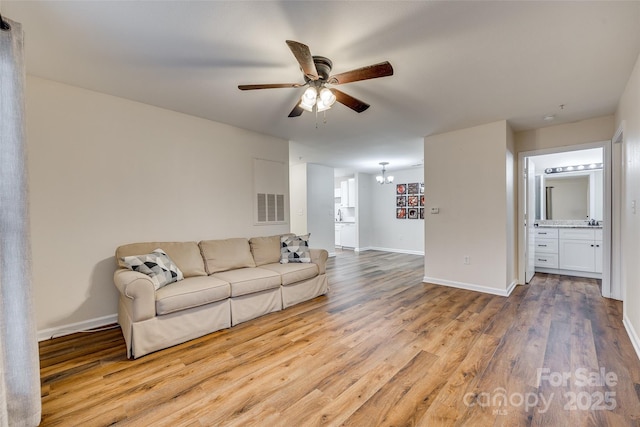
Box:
121;248;184;290
280;234;311;264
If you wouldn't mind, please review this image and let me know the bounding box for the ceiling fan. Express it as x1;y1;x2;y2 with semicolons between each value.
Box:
238;40;393;117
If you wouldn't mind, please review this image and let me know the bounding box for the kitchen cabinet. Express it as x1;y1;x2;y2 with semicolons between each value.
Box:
335;224;342;246
340;181;349;207
347;178;356;207
339;178;356;208
340;223;357;248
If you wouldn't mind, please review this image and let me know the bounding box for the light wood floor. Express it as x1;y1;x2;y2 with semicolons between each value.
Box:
39;250;640;426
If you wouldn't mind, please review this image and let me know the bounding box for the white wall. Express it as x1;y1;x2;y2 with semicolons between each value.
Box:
615;51;640;359
356;173;373;251
516;116;614;152
305;164;335;254
289;164;307;235
26;76;290;336
424;121;515;295
368;168;425;254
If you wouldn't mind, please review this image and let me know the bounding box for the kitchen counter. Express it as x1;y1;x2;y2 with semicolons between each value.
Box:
536;224;602;229
335;220;356;223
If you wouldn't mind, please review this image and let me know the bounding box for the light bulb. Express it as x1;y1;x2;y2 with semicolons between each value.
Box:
319;88;336;107
302;87;317;103
316;98;331;112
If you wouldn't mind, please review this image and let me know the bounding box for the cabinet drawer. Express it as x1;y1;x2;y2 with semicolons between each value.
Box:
534;228;558;238
559;228;596;240
534;238;558;254
535;253;558;268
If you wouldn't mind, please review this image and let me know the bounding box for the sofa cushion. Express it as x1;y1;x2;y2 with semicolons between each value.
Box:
212;267;281;297
249;235;282;266
116;242;207;278
259;262;319;286
280;234;311;263
199;238;256;274
155;276;230;315
121;249;184;290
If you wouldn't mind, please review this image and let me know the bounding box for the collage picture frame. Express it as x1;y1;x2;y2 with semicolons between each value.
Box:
396;182;424;219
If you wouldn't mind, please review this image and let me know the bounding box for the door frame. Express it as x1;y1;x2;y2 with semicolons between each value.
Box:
517;140;614;299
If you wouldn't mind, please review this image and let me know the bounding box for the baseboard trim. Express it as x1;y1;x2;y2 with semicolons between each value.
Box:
623;314;640;362
423;276;517;297
366;246;425;256
38;314;118;341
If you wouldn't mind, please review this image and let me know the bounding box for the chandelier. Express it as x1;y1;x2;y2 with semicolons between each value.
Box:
376;162;394;184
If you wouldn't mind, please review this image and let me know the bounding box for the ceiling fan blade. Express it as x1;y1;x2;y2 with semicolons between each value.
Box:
238;83;303;90
331;89;370;113
288;103;304;117
286;40;319;81
328;61;393;85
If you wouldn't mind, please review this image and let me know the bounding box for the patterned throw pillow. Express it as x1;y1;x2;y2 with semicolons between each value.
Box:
280;234;311;264
121;248;184;290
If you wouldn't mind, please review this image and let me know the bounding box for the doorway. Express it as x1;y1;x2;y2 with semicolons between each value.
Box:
518;140;620;300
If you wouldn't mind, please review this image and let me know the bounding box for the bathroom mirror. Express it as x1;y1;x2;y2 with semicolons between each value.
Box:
540;170;603;220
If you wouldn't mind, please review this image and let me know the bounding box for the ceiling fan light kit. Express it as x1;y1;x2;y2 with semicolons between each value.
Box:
238;40;393;122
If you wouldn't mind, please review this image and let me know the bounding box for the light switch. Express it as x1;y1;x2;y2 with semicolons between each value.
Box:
430;207;439;214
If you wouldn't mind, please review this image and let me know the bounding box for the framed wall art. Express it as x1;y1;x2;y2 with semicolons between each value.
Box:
394;182;424;219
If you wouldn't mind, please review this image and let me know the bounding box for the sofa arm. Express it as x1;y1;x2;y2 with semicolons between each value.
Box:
310;248;328;275
113;269;156;322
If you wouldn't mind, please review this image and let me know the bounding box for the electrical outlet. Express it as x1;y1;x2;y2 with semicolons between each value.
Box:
464;256;471;265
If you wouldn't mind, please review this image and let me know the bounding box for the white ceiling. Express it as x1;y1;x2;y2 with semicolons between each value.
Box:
4;1;640;175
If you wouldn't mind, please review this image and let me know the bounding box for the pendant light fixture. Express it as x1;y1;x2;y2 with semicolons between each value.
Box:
376;162;394;184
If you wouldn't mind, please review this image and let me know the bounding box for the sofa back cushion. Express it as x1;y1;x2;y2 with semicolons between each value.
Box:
249;235;282;266
199;238;256;274
116;242;207;278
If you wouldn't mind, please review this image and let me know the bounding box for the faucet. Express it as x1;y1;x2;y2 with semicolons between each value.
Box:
337;209;342;221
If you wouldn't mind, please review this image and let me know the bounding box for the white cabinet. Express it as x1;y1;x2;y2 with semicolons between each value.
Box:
534;229;558;268
558;228;601;273
559;239;596;272
535;227;602;277
335;224;342;246
347;178;356;207
340;181;349;207
339;178;356;208
340;223;357;248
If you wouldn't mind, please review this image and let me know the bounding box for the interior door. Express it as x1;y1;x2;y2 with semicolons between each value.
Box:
525;158;536;283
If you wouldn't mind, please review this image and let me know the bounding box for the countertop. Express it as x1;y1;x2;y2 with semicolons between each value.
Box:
535;224;602;229
335;220;356;224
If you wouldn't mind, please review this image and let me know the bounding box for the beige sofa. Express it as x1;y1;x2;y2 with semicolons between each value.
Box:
114;235;328;359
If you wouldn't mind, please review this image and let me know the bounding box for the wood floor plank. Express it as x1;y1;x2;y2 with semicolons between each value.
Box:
37;251;640;426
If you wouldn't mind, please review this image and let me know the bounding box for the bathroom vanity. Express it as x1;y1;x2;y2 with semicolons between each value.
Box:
534;223;603;279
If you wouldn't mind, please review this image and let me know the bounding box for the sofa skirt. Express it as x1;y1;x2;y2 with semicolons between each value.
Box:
281;274;328;309
120;297;231;359
230;287;282;326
